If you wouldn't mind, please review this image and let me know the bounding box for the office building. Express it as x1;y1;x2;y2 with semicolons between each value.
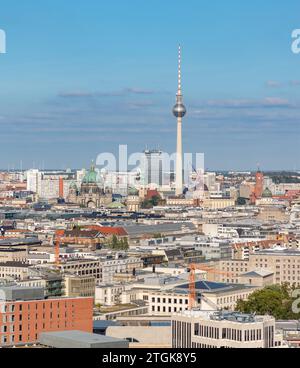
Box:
0;286;93;347
172;311;285;348
141;150;164;187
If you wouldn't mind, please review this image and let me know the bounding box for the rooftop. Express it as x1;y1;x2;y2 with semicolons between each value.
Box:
175;280;253;294
39;330;129;349
257;248;300;256
177;310;274;323
241;269;274;278
0;261;29;268
0;285;45;301
0;237;41;247
83;225;128;236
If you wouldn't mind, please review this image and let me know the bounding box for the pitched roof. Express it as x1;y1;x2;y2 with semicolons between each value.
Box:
64;229;103;238
240;269;274;278
82;225;128;237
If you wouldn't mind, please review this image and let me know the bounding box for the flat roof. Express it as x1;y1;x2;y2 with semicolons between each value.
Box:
177;310;273;323
0;238;41;246
39;330;129;349
0;261;29;268
124;223;197;236
93;320;121;329
256;249;300;256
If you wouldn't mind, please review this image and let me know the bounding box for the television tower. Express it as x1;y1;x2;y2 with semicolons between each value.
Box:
173;45;187;196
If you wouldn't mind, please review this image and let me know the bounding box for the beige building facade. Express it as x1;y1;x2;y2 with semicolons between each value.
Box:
172;311;285;348
64;274;95;298
211;248;300;287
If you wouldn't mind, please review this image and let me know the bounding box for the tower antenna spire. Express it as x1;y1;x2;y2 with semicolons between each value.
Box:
178;44;182;95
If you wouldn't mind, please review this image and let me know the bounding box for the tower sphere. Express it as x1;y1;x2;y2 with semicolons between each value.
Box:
173;103;186;118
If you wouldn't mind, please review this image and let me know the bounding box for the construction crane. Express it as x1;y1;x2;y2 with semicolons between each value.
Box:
188;264;234;310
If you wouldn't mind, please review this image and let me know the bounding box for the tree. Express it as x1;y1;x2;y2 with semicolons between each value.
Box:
107;235;129;251
141;195;162;209
141;200;153;209
235;284;300;320
121;237;129;251
111;235;119;250
151;195;160;207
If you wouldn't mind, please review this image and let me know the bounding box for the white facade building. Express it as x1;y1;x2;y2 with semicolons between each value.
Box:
172;310;287;348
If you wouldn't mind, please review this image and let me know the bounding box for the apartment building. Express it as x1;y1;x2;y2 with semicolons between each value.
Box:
53;256;143;283
0;248;28;263
64;274;95;298
0;262;29;281
57;259;101;280
0;286;93;347
212;248;300;287
172;311;285;348
249;249;300;286
195;239;232;260
101;256;143;284
202;198;235;210
202;223;239;239
257;206;289;223
95;284;125;306
26;169;74;200
232;240;284;260
17;275;64;298
179;236;232;260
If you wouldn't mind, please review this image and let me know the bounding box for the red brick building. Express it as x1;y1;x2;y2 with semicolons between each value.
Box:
0;286;93;347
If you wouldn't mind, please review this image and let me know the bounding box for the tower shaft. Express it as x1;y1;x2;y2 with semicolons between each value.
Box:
176;117;183;196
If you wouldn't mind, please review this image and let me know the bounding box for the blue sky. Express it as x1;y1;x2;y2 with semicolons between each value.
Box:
0;0;300;170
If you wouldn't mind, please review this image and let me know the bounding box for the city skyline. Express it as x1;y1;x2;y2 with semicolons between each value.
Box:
0;1;300;170
2;1;300;353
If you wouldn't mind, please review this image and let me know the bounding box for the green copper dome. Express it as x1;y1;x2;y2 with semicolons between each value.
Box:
262;187;273;198
82;162;98;184
69;181;78;190
128;186;139;196
107;201;126;209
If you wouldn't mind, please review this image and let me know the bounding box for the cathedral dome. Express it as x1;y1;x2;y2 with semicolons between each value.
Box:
82;162;98;184
69;181;78;191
